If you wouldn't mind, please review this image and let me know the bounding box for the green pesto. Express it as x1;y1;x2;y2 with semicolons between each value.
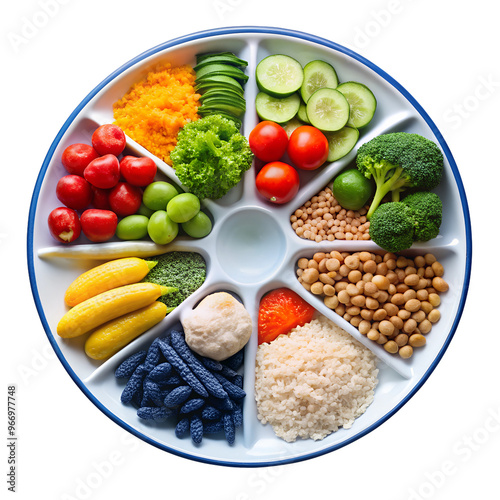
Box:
143;252;206;309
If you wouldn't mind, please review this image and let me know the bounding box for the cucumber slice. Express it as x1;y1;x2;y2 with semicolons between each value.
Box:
306;88;350;131
195;63;249;83
194;53;248;70
336;81;377;128
196;52;248;67
297;102;310;123
255;92;301;123
300;60;338;102
324;126;359;162
255;54;304;97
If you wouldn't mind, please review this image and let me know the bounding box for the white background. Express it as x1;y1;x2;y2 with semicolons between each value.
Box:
2;1;499;499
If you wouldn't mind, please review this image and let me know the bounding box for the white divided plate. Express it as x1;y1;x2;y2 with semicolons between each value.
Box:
27;27;472;467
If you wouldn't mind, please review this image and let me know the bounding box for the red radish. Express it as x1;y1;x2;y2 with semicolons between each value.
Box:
109;182;143;217
84;154;120;189
61;143;99;176
56;175;92;210
91;124;126;156
47;207;81;243
90;186;111;210
80;209;117;242
120;156;157;186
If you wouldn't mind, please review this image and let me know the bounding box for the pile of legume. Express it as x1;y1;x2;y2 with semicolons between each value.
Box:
296;250;449;358
291;187;371;242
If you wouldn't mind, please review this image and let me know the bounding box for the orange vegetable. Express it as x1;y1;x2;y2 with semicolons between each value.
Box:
258;288;316;345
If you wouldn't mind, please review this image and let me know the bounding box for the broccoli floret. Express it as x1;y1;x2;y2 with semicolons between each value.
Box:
368;202;416;252
402;191;443;242
144;252;206;308
356;132;444;219
170;114;253;200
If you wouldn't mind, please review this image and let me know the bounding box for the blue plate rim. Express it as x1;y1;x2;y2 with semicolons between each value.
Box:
26;25;472;468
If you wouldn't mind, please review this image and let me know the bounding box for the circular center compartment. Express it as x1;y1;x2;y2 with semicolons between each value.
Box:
216;209;286;284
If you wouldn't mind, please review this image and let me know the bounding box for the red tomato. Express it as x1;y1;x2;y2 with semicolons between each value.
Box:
56;175;92;210
84;154;120;189
47;207;81;243
287;125;329;170
120;156;157;186
91;124;126;156
108;182;143;216
249;121;288;162
255;161;299;204
258;288;316;345
61;143;99;176
80;209;117;242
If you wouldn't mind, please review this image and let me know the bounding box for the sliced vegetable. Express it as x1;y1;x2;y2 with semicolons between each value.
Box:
258;288;316;345
256;54;304;97
84;301;169;360
255;92;300;123
57;282;175;339
195;63;249;83
64;257;157;307
324;125;359;162
336;81;377;128
306;88;350;131
195;52;248;68
300;60;338;103
194;74;244;94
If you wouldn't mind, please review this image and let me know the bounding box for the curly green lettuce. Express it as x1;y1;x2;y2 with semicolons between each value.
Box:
170;114;253;199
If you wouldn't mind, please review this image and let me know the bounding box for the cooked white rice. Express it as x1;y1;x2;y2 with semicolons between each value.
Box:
254;315;379;442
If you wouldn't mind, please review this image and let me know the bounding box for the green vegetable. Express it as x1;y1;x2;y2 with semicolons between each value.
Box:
332;168;373;210
369;202;416;252
170;115;253;200
369;191;443;252
144;252;206;308
116;215;149;240
147;211;178;245
402;191;443;242
356;132;444;219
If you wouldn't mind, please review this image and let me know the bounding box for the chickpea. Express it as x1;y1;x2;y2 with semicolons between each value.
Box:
428;293;441;307
403;289;417;302
376;333;388;344
324;295;339;309
384;341;399;354
323;284;336;296
403;318;417;334
405;298;421;313
409;333;426;347
302;268;319;284
344;255;360;269
347;306;361;316
419;319;432;334
363;260;378;274
404;274;420;287
319;273;335;285
420;301;434;315
351;295;366;308
411;310;426;323
348;270;363;283
372;275;390;290
428;309;441;323
424;253;437;265
379;320;395;336
399;345;413;359
358;320;372;335
366;297;380;310
313;252;327;263
364;282;379;296
432;277;449;293
297;258;309;269
389;315;404;330
310;282;324;295
431;261;444;277
326;258;341;272
367;329;380;341
361;309;374;321
338;290;351;305
395;333;409;347
383;303;399;316
391;293;405;306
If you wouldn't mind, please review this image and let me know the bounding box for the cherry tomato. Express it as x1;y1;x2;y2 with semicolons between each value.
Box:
120;156;157;186
255;161;299;204
61;143;99;176
249;120;288;162
56;175;92;210
91;124;126;156
84;154;120;189
80;209;117;242
47;207;81;243
287;125;329;170
108;182;143;217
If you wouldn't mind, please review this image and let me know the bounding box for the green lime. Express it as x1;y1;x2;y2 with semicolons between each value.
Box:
332;169;373;210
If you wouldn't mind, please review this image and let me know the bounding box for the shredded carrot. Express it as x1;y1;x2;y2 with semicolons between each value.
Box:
113;63;200;165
